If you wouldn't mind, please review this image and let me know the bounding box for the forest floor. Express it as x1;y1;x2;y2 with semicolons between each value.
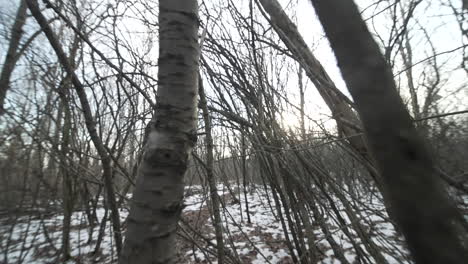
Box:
1;183;448;264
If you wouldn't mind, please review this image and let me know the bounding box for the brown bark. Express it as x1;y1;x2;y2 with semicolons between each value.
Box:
60;99;73;260
241;129;251;224
308;0;468;263
256;0;370;162
298;67;306;139
26;0;123;255
198;77;225;264
59;24;81;261
257;0;400;226
0;0;27;115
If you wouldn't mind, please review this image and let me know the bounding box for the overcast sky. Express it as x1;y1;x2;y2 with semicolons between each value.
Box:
1;0;466;129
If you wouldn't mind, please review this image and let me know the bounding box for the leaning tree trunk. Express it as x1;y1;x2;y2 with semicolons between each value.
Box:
0;0;27;115
257;0;400;225
119;0;200;263
256;0;369;160
308;0;468;263
26;0;123;255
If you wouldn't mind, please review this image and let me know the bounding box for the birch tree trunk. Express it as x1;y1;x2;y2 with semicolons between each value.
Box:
308;0;468;263
120;0;200;263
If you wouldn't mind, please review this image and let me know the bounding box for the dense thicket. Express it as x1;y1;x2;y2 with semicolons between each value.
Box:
0;0;467;263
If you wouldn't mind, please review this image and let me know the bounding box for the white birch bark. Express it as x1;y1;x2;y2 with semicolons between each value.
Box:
120;0;200;263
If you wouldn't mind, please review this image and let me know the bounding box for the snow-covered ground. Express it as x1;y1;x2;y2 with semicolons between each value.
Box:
0;205;128;264
0;184;415;263
181;184;411;264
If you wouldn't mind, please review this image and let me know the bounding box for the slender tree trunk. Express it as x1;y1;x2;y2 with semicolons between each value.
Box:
308;0;468;263
257;0;403;229
58;26;81;261
0;0;27;115
241;128;251;224
298;67;306;139
198;77;225;264
400;33;420;120
60;100;73;261
26;0;123;255
93;203;109;255
120;0;200;263
297;198;318;263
